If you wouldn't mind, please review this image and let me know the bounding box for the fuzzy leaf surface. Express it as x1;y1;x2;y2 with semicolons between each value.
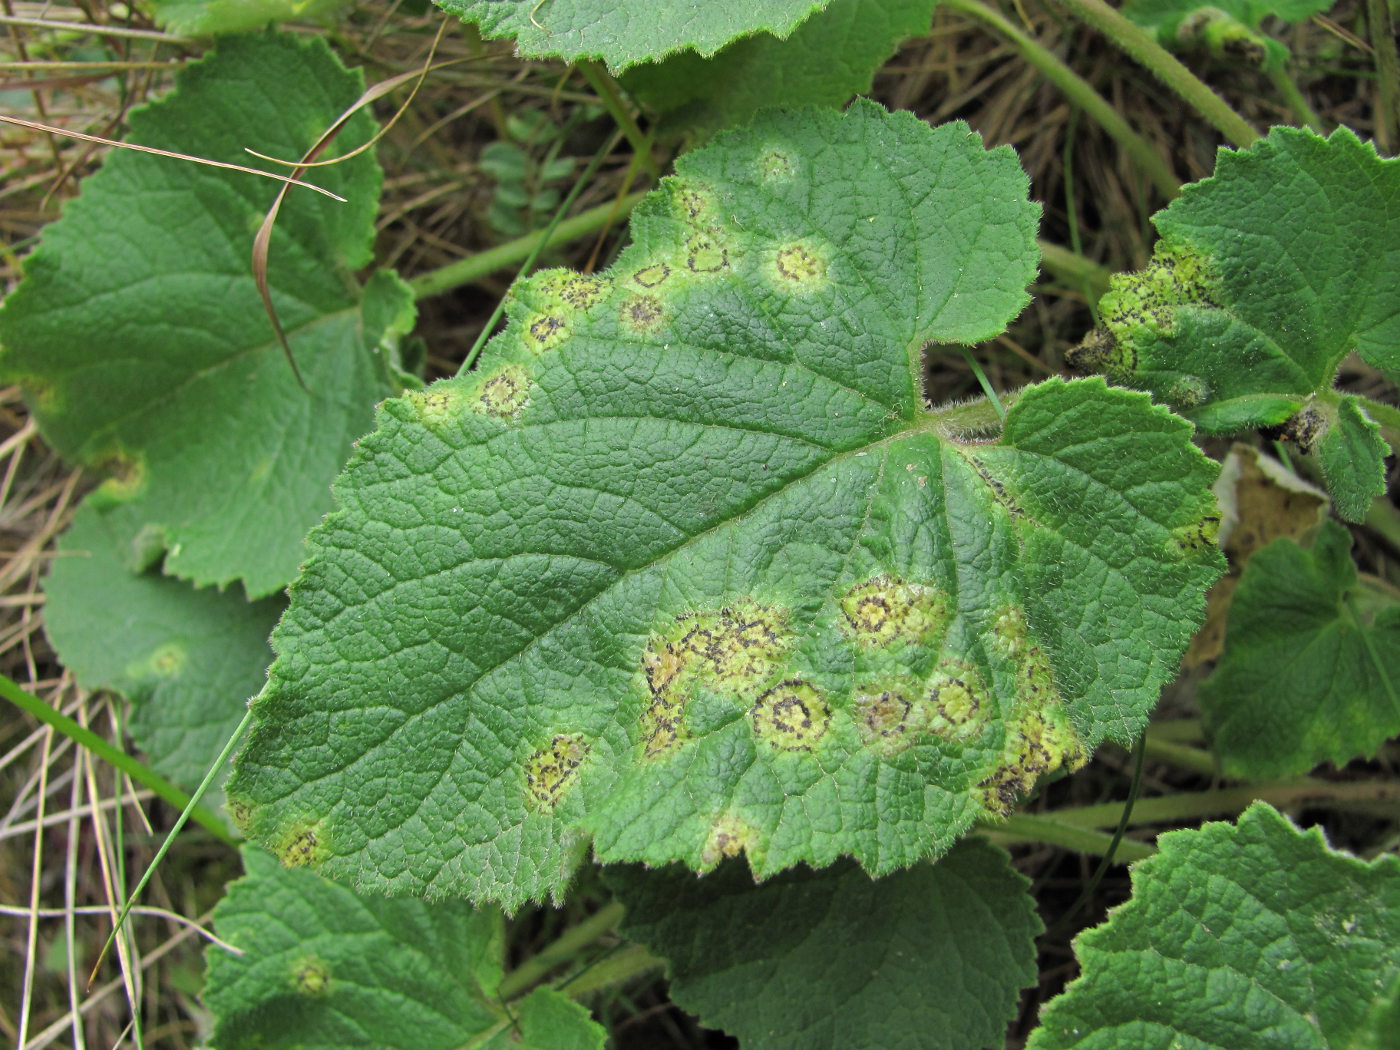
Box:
608;839;1039;1050
0;33;412;597
433;0;832;70
1067;127;1400;436
1027;802;1400;1050
1199;520;1400;778
205;847;605;1049
44;502;282;796
622;0;936;134
1315;395;1388;522
228;103;1221;909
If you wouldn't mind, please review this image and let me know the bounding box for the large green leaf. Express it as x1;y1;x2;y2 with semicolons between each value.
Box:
43;502;283;796
608;839;1039;1050
433;0;833;70
204;847;605;1049
622;0;937;135
1026;802;1400;1050
227;102;1221;910
0;33;414;597
1066;126;1400;488
1199;520;1400;778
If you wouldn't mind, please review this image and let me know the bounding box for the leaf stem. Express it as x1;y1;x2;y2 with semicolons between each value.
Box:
944;0;1181;199
576;60;661;181
1367;0;1399;151
1038;239;1112;299
554;943;664;999
498;899;626;1000
408;190;647;301
1265;64;1323;133
0;673;234;846
1051;0;1260;147
960;347;1005;420
979;813;1156;861
1050;777;1400;829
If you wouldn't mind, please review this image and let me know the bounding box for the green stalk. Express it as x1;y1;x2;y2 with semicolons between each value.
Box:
1051;777;1400;829
1053;0;1260;147
408;190;647;301
1265;64;1323;133
555;943;664;998
576;60;660;181
1038;239;1113;299
945;0;1181;199
980;812;1157;861
1140;736;1218;777
1368;0;1399;152
1;672;234;845
498;900;625;1000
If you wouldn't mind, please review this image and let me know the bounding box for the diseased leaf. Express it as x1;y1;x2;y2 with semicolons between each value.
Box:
1199;519;1400;778
205;847;607;1049
1316;395;1389;523
151;0;351;34
622;0;937;135
44;501;282;798
1123;0;1333;70
608;839;1040;1050
1026;802;1400;1050
0;33;413;597
433;0;834;71
227;102;1221;910
1067;127;1400;435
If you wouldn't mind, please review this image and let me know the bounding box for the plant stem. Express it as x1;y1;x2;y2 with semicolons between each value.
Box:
556;943;664;998
1265;64;1323;133
1368;0;1399;152
1141;736;1218;777
1052;0;1260;147
1038;239;1112;299
945;0;1181;199
980;812;1157;861
498;900;626;1000
576;59;661;181
1051;777;1400;829
408;190;647;300
1;672;234;846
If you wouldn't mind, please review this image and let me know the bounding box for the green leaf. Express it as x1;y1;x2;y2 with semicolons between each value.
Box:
227;102;1221;909
433;0;835;70
1026;802;1400;1050
622;0;937;134
43;501;282;797
0;33;413;598
1067;127;1400;434
151;0;352;34
607;839;1040;1050
1316;396;1389;523
206;847;605;1049
1199;519;1400;778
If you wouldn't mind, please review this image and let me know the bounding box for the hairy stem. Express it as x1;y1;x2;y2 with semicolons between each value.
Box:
1368;0;1399;152
499;900;626;1000
945;0;1181;199
981;812;1157;861
1052;0;1260;147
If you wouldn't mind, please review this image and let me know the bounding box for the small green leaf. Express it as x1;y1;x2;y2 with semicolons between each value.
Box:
227;103;1221;909
434;0;835;70
1068;127;1400;434
43;501;282;796
487;989;607;1050
608;840;1039;1050
1199;519;1400;778
206;847;591;1050
0;33;413;597
1026;802;1400;1050
151;0;351;34
622;0;937;134
1316;396;1389;523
